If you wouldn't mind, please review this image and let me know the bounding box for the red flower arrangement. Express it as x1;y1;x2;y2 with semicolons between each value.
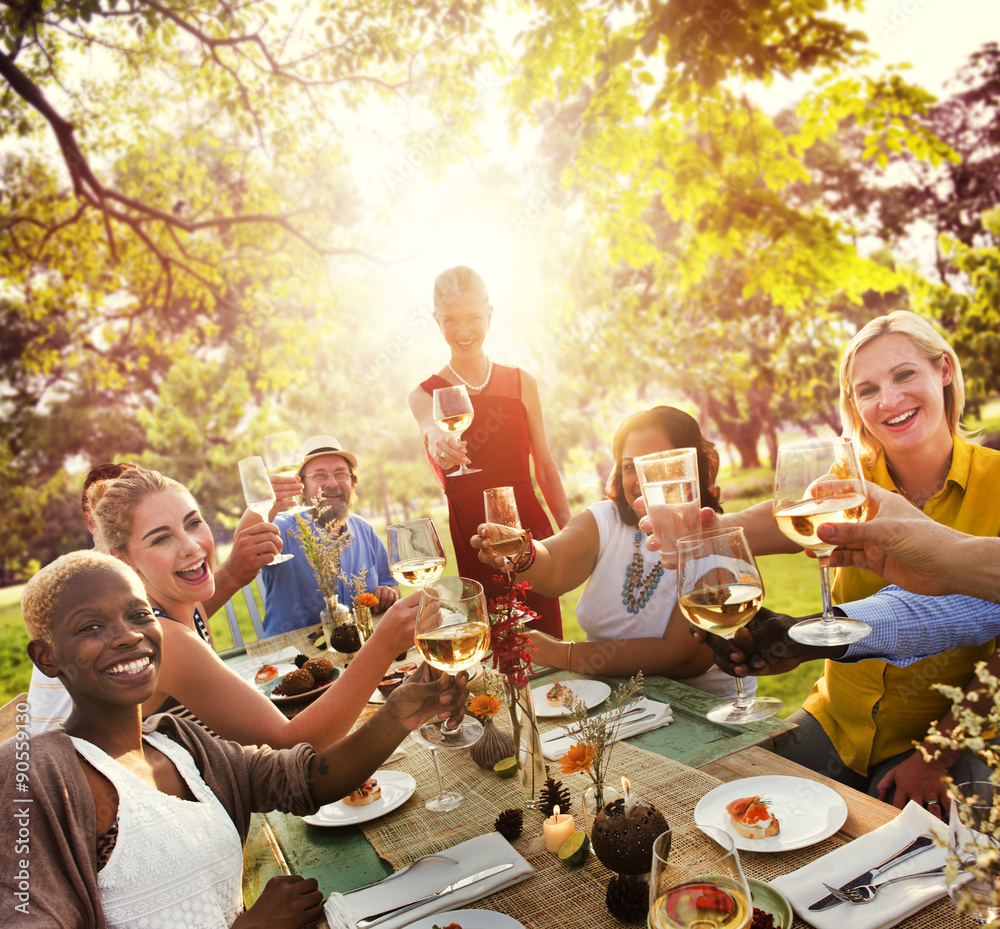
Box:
486;577;538;689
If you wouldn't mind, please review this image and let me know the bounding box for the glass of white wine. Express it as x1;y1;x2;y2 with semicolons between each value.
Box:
483;486;527;573
238;456;293;564
410;577;491;810
649;825;753;929
773;436;871;646
432;385;481;477
263;430;307;515
387;519;447;590
676;527;781;724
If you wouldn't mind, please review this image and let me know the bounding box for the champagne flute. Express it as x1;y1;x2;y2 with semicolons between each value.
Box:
263;430;307;515
483;486;527;573
410;577;491;811
387;519;447;590
635;447;701;569
676;527;781;723
238;456;293;564
773;436;872;646
649;825;753;929
433;385;481;476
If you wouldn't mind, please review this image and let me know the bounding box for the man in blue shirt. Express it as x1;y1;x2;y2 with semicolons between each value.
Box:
260;435;399;635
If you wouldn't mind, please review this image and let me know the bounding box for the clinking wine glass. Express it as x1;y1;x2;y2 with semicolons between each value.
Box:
410;577;491;811
483;486;527;573
634;447;701;570
676;527;781;724
649;825;753;929
263;430;308;516
238;456;293;564
432;385;481;476
387;518;447;590
773;436;872;646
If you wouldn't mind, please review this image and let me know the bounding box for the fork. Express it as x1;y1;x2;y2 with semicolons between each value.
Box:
822;865;947;904
343;853;458;894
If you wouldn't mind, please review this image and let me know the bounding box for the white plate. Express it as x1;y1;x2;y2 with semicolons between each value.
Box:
406;909;525;929
301;770;416;826
369;662;483;704
530;679;612;718
694;775;848;853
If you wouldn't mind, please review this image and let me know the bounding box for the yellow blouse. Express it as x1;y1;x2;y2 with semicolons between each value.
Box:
803;436;1000;775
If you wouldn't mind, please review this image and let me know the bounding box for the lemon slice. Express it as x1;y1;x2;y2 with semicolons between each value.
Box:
493;757;518;778
558;830;591;866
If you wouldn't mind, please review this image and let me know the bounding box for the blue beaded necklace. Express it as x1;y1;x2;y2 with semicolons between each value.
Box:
621;530;664;614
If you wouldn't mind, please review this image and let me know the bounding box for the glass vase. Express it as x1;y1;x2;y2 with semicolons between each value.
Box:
947;780;1000;925
504;679;547;810
583;784;621;836
353;603;374;639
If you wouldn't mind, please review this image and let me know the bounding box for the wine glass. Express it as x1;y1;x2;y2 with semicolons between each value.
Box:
410;577;491;811
263;431;308;515
772;436;872;646
387;519;447;590
432;385;481;476
649;825;753;929
946;780;1000;925
483;486;527;573
676;527;781;724
635;447;701;569
238;456;293;564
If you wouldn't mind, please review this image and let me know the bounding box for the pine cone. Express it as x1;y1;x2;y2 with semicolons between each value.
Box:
494;808;524;841
606;873;647;922
538;777;572;817
294;653;309;669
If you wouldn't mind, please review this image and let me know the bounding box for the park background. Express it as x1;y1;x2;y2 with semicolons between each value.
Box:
2;1;1000;711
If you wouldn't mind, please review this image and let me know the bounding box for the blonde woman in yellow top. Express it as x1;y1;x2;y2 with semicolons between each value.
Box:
681;311;999;814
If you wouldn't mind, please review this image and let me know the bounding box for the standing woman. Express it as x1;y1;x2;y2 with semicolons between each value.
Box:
409;266;571;636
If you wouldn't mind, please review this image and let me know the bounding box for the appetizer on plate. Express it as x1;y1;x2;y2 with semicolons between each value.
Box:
342;778;381;807
726;796;779;840
545;681;570;708
255;664;279;684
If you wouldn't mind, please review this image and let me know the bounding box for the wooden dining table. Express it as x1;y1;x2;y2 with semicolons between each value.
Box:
228;629;961;929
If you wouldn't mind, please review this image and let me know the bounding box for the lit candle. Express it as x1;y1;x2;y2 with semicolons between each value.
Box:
543;805;576;853
622;776;636;815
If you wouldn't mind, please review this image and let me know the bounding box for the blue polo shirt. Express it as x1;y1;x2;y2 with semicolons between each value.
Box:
260;511;397;635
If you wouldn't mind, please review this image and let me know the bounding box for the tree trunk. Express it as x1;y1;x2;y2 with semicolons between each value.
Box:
704;394;764;469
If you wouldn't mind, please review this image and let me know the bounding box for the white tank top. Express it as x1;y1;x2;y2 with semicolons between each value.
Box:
71;731;244;929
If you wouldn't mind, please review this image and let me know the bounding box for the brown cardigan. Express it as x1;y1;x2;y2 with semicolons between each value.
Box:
0;714;319;928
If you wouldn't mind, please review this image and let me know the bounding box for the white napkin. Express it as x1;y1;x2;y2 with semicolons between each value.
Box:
771;801;948;929
323;831;533;929
541;698;673;761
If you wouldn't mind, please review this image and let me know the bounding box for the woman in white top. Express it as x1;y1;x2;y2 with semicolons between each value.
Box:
473;406;744;699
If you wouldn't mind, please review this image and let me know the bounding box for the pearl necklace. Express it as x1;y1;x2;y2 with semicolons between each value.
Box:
447;356;493;392
621;531;664;614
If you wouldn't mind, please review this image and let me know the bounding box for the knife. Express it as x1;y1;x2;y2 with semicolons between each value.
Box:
355;862;515;928
808;834;934;911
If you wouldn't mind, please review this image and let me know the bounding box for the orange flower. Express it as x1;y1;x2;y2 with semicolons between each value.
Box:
468;693;501;721
560;742;598;775
357;593;379;609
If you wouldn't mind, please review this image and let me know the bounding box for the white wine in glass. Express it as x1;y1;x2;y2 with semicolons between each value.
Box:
773;436;871;646
263;430;307;515
649;826;753;929
676;527;781;724
387;519;446;590
432;385;481;477
483;486;526;572
238;456;293;564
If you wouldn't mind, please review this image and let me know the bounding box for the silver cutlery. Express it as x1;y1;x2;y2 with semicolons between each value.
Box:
542;705;648;742
822;864;947;904
343;853;457;895
808;834;934;910
355;862;514;928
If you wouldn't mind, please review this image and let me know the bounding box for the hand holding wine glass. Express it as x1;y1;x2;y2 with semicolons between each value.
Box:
432;385;481;476
773;437;872;646
649;825;753;929
238;456;294;564
483;486;527;573
387;519;446;590
676;527;781;724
